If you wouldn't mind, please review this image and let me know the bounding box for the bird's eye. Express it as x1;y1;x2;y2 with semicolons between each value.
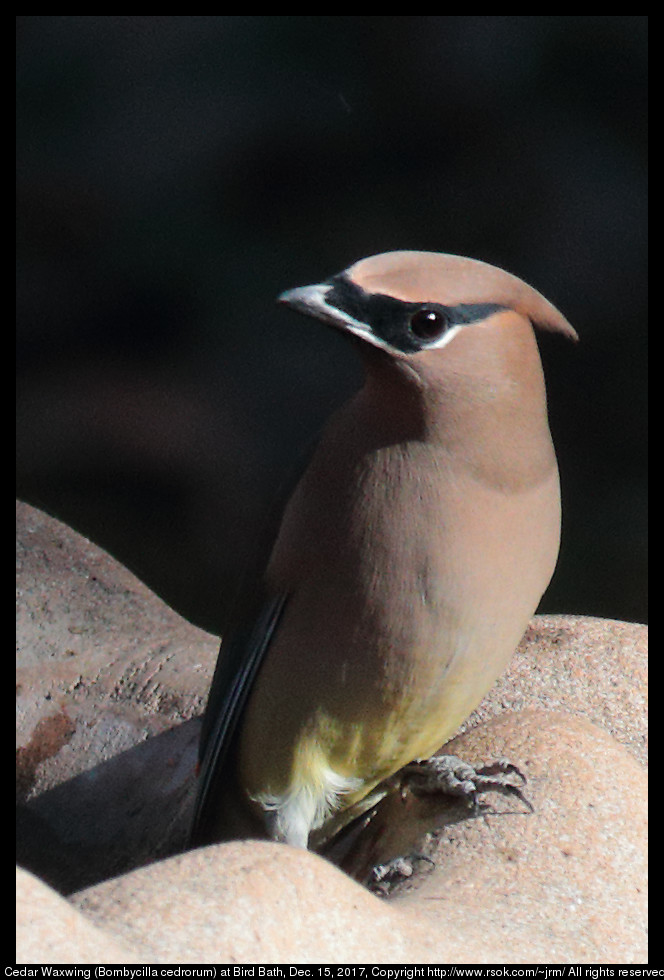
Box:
409;308;447;341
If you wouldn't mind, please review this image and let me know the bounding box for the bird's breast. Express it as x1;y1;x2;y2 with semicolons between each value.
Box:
239;432;560;803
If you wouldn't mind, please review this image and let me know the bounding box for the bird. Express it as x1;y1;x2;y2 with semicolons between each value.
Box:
190;250;577;853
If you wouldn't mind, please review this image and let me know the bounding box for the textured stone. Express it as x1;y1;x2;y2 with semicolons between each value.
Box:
16;502;647;963
16;867;145;964
68;709;646;964
463;614;647;766
16;500;213;891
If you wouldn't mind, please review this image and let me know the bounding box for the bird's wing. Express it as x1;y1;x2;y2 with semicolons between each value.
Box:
189;403;354;847
189;589;289;846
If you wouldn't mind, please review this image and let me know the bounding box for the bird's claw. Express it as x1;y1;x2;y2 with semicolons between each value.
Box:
400;754;534;813
367;852;435;897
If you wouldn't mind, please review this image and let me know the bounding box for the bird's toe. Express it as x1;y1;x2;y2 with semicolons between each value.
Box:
400;754;534;813
366;852;435;897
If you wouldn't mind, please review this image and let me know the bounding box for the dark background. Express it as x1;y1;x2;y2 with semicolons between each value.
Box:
16;16;648;634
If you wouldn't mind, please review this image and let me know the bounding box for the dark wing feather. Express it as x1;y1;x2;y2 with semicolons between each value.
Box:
189;590;288;846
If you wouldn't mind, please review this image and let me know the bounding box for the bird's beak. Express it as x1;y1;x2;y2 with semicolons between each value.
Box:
278;284;339;324
278;282;377;346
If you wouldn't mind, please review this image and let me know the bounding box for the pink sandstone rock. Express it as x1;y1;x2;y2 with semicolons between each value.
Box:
16;501;647;963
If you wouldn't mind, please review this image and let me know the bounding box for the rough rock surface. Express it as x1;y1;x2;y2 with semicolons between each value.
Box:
16;867;145;964
16;501;647;963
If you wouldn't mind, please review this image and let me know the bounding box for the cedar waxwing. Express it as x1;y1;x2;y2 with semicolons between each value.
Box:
190;251;577;852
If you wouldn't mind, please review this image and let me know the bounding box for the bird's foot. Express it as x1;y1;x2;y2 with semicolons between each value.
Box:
400;754;534;813
364;757;531;896
367;852;435;897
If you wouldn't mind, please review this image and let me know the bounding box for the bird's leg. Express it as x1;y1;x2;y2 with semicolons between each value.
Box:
400;754;534;813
